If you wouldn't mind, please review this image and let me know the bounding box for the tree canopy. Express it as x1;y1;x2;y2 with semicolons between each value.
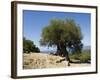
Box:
23;37;40;53
40;18;83;61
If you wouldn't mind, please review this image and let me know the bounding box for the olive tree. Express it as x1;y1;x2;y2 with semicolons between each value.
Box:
40;19;83;62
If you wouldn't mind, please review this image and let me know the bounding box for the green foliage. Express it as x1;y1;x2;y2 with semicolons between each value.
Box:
40;18;83;54
69;50;91;63
79;51;91;63
23;37;40;53
69;53;81;60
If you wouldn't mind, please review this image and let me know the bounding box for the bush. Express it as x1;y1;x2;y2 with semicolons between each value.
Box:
23;37;40;53
69;53;81;60
79;52;91;63
69;51;91;63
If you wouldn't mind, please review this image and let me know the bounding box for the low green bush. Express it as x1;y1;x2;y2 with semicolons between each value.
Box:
69;51;91;63
69;53;80;60
79;52;91;63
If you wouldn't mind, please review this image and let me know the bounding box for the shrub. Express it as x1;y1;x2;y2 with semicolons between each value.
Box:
69;51;91;63
23;37;40;53
79;52;91;63
69;53;80;60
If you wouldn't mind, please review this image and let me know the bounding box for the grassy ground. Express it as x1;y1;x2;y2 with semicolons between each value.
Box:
23;52;90;69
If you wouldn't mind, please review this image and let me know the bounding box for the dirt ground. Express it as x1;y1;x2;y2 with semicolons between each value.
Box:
23;53;90;69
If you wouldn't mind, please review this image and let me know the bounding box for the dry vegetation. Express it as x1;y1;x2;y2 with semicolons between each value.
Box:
23;53;90;69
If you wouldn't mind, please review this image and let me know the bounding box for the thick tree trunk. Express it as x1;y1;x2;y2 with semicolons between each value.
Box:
56;43;70;62
56;44;62;56
64;49;70;61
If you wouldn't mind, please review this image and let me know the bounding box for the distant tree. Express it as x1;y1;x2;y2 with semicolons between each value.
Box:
23;37;40;53
40;18;83;62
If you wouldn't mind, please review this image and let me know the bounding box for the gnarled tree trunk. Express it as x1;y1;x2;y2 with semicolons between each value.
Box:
56;42;70;62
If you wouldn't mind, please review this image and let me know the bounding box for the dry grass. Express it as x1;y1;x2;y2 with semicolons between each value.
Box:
23;53;90;69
